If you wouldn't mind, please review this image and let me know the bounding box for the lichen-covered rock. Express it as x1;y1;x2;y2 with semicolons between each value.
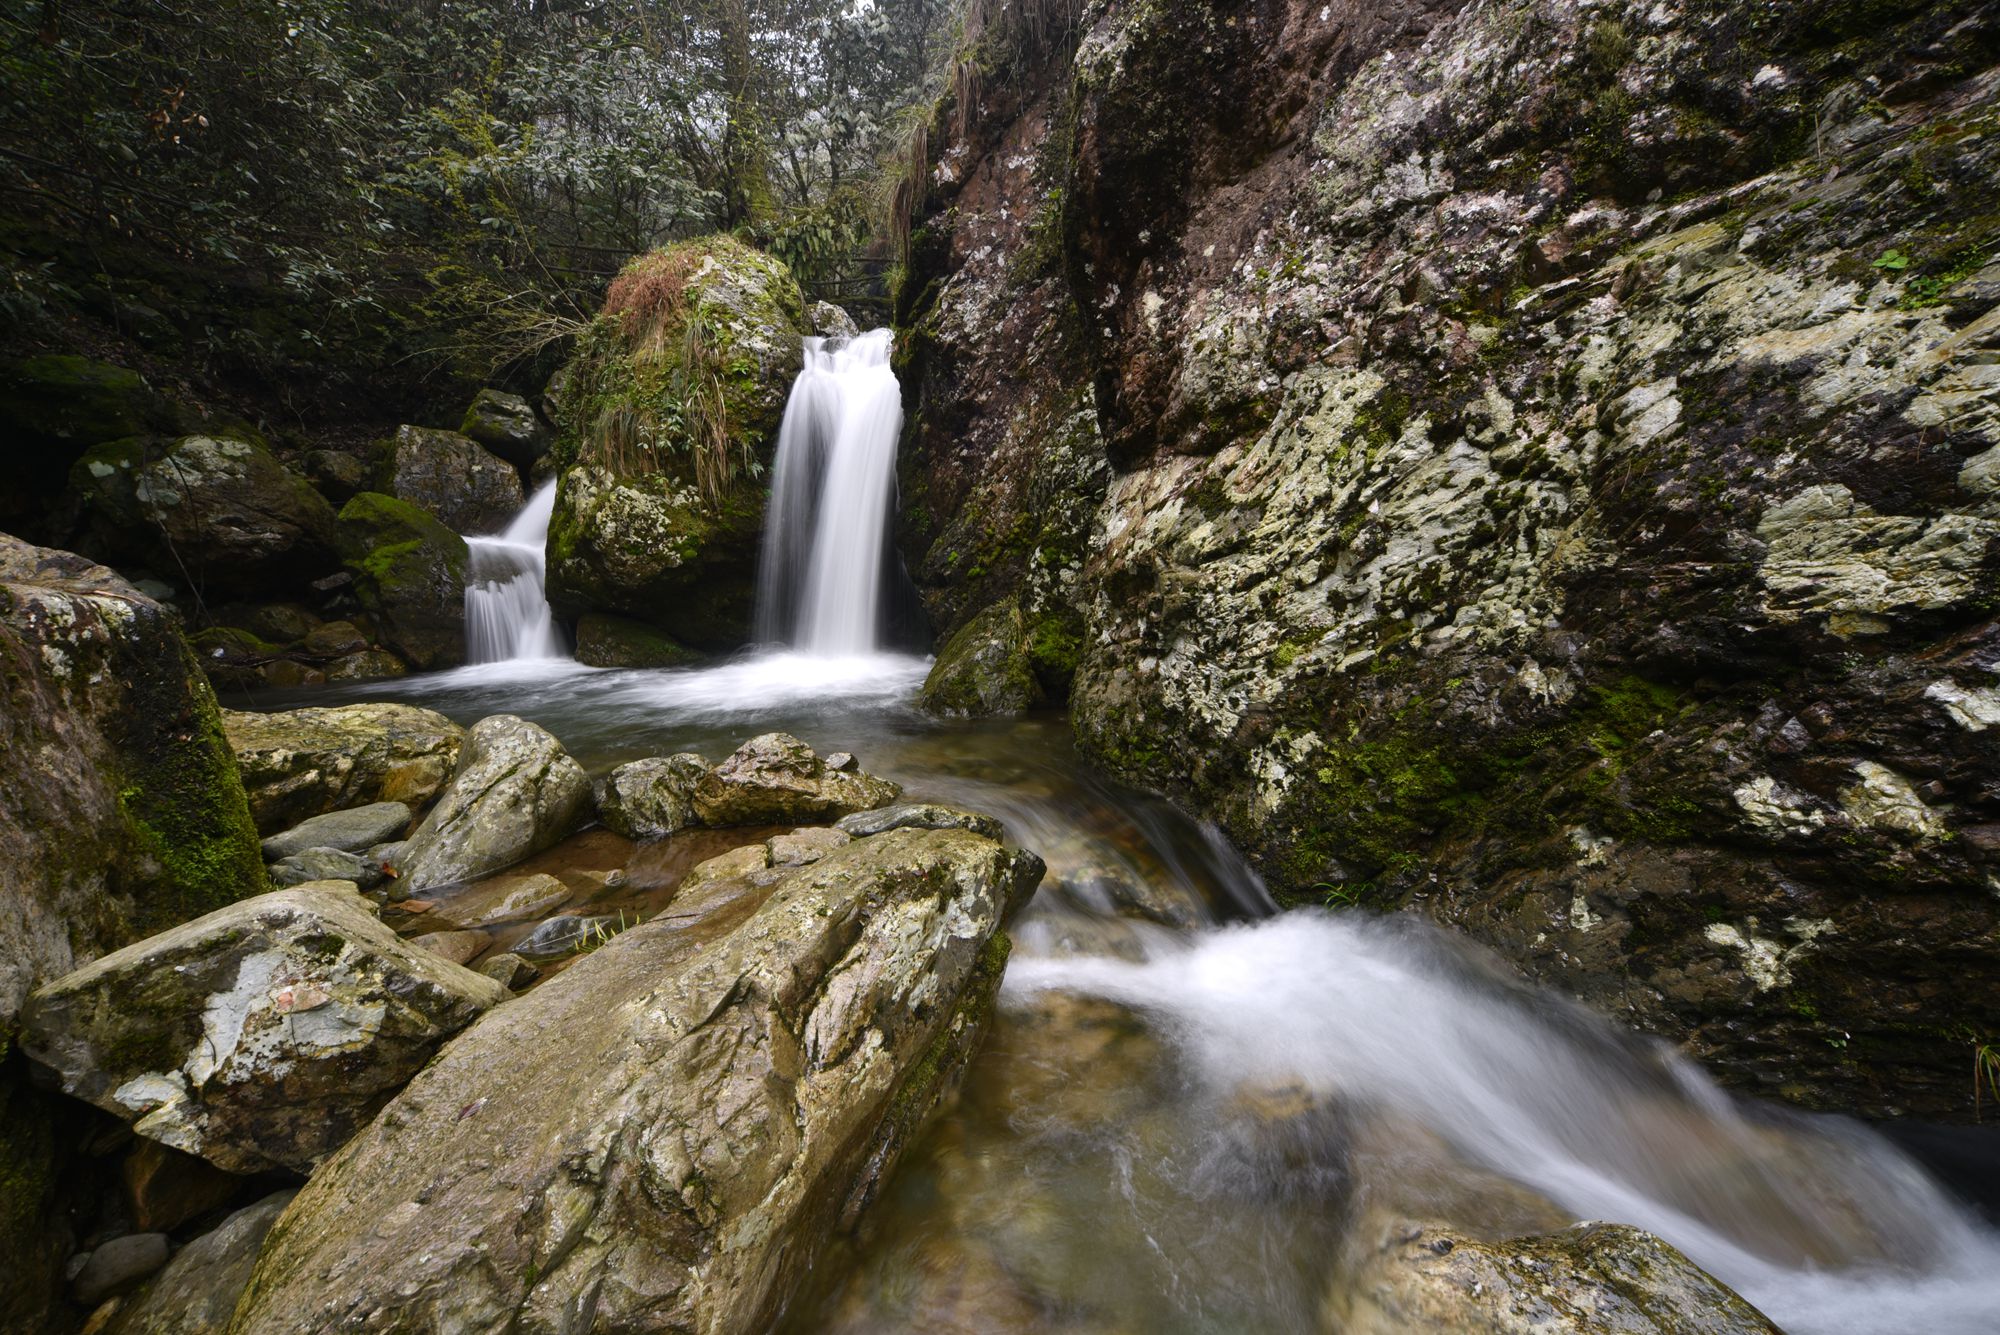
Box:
0;536;266;1032
396;715;592;893
19;881;505;1175
544;235;807;651
547;464;766;651
919;597;1046;716
229;828;1044;1335
101;1191;294;1335
595;752;709;839
767;825;852;865
693;732;900;825
459;388;553;471
375;424;525;534
809;299;862;339
900;0;2000;1116
1329;1221;1779;1335
572;610;704;668
222;703;464;836
334;492;469;670
260;801;412;861
69;433;340;597
303;448;368;505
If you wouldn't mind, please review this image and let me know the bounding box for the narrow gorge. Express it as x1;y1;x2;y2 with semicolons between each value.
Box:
2;1;1998;1332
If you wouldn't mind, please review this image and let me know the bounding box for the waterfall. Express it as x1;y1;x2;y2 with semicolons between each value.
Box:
464;480;566;663
756;329;903;655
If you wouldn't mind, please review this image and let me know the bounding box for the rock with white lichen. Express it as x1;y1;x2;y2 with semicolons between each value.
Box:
18;881;504;1175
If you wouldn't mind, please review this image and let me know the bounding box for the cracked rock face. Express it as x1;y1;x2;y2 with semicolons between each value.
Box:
897;0;2000;1114
18;881;505;1174
230;827;1045;1335
396;714;592;894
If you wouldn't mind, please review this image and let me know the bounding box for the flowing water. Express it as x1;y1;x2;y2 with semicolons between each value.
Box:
229;334;2000;1333
463;480;565;663
756;329;903;653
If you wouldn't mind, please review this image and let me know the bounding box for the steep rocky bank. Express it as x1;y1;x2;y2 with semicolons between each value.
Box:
895;0;2000;1117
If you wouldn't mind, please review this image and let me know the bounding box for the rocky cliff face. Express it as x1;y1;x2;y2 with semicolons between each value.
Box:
897;0;2000;1117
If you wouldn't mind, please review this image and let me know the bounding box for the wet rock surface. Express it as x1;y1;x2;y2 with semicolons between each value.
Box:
222;702;463;836
897;0;2000;1116
334;492;470;670
376;423;524;534
919;597;1046;717
259;801;411;861
595;752;709;839
230;827;1044;1334
19;880;505;1174
693;731;901;825
459;388;552;471
838;802;1006;842
1331;1221;1782;1335
100;1190;294;1335
395;715;592;894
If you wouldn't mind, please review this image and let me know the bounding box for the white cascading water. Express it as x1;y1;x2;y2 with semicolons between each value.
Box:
756;329;903;654
1005;911;2000;1335
464;480;566;663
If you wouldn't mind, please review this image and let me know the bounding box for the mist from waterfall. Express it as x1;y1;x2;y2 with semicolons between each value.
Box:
756;329;903;655
464;480;566;663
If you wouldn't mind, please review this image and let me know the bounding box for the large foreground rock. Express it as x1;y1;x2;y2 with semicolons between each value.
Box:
693;732;900;825
1331;1221;1780;1334
396;715;591;893
68;433;339;596
223;703;464;835
231;827;1044;1334
376;424;524;534
19;881;505;1174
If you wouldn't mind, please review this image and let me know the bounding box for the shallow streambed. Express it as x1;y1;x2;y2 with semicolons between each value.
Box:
230;653;2000;1334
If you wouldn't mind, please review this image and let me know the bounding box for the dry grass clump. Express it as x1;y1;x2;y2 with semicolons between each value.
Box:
603;248;703;350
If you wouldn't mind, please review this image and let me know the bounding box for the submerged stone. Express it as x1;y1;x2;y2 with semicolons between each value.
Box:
837;802;1005;841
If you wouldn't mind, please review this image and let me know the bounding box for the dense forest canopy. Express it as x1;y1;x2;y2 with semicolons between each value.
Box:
0;0;953;409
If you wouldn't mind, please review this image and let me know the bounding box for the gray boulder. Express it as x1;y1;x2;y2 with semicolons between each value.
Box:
267;846;384;890
71;1232;170;1307
459;388;552;470
692;732;899;826
101;1192;294;1335
1330;1221;1780;1335
396;716;592;894
596;753;709;839
260;801;411;861
223;704;463;836
230;827;1044;1334
509;913;618;961
377;424;524;533
838;802;1005;841
19;881;506;1174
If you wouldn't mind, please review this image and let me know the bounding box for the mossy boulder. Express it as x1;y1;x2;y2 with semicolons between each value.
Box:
459;388;552;471
920;597;1046;717
68;433;341;597
572;611;705;668
335;492;469;670
545;235;807;650
1;536;267;1033
547;465;764;651
0;355;170;539
373;424;523;534
223;703;465;835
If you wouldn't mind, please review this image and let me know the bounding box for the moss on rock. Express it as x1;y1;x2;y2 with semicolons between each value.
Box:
336;492;469;670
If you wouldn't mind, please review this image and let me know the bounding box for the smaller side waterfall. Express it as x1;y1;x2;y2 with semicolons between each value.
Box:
465;481;566;663
756;330;903;655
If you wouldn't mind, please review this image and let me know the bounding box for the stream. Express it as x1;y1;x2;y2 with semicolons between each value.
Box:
229;651;2000;1335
